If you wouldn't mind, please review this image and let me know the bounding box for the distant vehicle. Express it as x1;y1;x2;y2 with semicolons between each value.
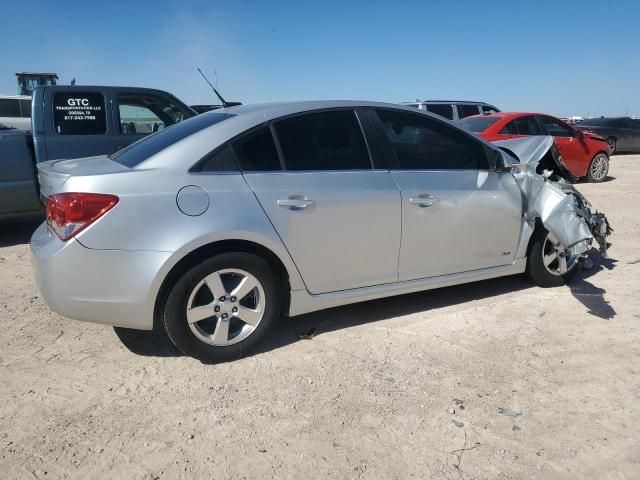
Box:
401;100;500;121
459;112;610;182
30;101;610;362
0;85;196;220
575;117;640;154
0;95;32;130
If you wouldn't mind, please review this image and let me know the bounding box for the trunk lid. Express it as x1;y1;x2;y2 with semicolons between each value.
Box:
37;155;129;199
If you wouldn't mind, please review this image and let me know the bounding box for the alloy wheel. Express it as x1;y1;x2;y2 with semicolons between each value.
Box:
542;232;578;276
589;154;608;182
186;269;265;346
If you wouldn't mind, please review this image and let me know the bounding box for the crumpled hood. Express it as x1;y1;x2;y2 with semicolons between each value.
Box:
494;136;612;258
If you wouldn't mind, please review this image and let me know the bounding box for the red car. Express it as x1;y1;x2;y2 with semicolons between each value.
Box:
459;113;610;182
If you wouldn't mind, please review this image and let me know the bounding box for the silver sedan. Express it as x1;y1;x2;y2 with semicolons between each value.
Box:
31;101;611;362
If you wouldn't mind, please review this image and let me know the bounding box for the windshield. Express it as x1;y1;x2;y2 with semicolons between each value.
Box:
458;116;500;133
110;112;233;168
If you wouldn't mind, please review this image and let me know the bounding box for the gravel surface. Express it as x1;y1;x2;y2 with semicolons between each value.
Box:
1;155;639;479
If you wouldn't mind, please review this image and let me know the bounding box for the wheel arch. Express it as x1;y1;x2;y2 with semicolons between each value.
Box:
152;239;294;332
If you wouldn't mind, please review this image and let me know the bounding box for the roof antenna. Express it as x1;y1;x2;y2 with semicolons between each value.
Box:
197;67;229;108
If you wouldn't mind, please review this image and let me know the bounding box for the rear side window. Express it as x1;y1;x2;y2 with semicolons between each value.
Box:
500;116;542;135
457;104;480;119
53;92;107;135
376;109;488;170
198;144;239;172
274;110;371;171
233;127;282;172
0;99;21;118
425;104;454;120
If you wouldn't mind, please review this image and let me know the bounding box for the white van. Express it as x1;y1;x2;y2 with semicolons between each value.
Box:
0;95;32;130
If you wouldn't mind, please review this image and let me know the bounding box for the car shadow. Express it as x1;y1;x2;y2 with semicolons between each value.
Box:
116;249;615;361
114;274;534;360
0;217;44;248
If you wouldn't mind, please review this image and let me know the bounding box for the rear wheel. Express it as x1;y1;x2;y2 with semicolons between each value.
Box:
586;153;609;183
163;252;282;362
526;228;579;287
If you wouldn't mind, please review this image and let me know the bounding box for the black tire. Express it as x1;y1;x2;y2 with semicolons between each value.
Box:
162;252;282;362
606;137;616;155
586;153;609;183
526;227;579;288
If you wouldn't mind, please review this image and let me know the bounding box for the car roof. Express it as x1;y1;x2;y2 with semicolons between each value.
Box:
217;100;432;117
402;100;493;105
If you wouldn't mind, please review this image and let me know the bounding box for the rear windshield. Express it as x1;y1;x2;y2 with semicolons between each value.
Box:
110;112;233;167
458;116;500;133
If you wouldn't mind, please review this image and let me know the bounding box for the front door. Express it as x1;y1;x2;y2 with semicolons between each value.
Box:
372;108;522;281
238;110;401;294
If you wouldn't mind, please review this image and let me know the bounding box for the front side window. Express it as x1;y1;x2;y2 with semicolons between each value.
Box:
274;110;371;171
53;92;107;135
118;93;191;135
0;99;22;118
233;127;282;172
425;104;454;120
376;109;488;170
457;104;480;119
538;116;574;137
500;116;542;135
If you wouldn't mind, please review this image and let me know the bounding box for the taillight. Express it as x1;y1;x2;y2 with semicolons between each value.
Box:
46;193;119;241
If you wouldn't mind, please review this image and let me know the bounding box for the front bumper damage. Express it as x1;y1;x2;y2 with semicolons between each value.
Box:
495;136;612;262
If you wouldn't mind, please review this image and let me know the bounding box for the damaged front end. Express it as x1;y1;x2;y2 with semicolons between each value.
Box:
495;136;612;265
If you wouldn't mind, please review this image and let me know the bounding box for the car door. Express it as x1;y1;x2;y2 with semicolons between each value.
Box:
240;109;401;294
621;119;640;150
536;115;591;176
113;89;195;151
371;108;522;281
43;87;116;161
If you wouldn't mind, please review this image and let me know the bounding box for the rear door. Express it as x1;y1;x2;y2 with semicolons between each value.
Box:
43;87;115;161
112;89;195;151
372;108;522;281
240;109;401;294
536;115;590;176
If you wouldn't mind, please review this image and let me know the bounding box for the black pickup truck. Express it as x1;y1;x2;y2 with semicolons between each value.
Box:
0;85;196;220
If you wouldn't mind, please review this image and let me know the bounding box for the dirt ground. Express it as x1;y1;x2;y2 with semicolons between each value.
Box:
1;155;639;480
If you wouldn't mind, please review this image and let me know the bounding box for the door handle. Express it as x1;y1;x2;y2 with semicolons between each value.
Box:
277;197;315;210
409;193;436;207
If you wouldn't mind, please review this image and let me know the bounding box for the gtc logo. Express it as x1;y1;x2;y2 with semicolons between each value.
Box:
67;98;90;107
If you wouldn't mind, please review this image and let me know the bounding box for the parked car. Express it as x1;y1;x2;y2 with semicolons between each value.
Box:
31;101;611;362
458;112;610;182
401;100;500;121
0;95;32;130
0;85;196;220
575;117;640;154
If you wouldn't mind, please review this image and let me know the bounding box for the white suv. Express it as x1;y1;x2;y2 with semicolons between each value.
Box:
401;100;500;121
0;95;32;130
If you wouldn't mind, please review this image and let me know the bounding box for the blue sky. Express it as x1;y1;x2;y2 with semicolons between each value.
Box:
2;0;638;117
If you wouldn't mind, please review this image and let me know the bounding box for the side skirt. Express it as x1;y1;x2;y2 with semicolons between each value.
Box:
288;258;527;317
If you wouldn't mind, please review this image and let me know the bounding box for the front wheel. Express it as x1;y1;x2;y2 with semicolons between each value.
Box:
526;228;579;287
586;153;609;183
163;252;282;362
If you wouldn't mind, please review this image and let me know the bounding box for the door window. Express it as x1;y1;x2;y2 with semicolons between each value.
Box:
538;116;574;137
53;92;107;135
233;127;282;171
274;110;371;171
456;104;480;119
500;116;542;135
481;105;500;114
118;93;189;135
425;104;454;120
0;99;22;118
20;100;31;117
376;109;488;170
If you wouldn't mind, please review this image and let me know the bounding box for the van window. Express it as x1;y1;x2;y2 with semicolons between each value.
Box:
53;92;107;135
274;110;371;171
20;100;31;117
456;104;480;119
425;104;454;120
0;99;21;118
